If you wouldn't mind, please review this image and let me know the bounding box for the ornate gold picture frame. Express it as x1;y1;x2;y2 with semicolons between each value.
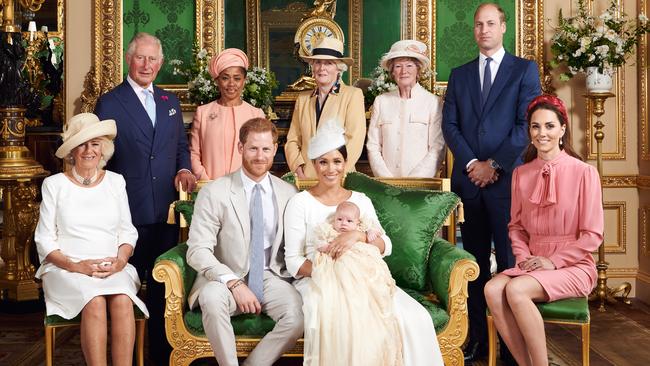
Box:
82;0;223;112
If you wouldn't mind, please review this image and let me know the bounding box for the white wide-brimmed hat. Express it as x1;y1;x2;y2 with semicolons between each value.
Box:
301;38;354;66
55;113;117;158
380;40;431;71
307;119;346;160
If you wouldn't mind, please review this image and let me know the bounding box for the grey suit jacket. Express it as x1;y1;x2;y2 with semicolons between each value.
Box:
186;169;298;308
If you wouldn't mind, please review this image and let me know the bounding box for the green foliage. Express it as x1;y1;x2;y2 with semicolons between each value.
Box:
551;0;650;80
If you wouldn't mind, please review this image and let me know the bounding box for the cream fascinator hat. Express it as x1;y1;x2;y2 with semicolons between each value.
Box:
55;113;117;158
301;37;354;66
380;39;431;71
307;119;346;160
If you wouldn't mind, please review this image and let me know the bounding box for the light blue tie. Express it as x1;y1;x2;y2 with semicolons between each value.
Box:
249;184;265;302
481;57;493;107
143;89;156;126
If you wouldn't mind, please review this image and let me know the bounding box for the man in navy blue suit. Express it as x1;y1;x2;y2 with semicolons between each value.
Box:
95;32;196;364
442;3;541;363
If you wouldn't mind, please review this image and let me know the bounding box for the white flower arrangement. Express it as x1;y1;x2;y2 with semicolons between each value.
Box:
550;0;650;80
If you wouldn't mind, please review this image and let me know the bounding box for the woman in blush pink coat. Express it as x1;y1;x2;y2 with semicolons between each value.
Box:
190;48;265;181
484;95;603;366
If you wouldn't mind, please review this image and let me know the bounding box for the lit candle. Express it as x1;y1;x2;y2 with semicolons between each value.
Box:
28;21;37;41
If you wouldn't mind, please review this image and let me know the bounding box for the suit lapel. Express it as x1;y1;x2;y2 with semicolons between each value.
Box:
468;59;482;118
230;171;251;247
152;86;171;153
116;82;154;141
483;53;514;114
308;94;318;135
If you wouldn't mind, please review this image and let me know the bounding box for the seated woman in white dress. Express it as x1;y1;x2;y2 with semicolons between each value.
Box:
35;113;148;366
284;121;444;366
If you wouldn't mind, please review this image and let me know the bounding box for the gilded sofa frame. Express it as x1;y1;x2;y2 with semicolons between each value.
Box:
153;176;478;366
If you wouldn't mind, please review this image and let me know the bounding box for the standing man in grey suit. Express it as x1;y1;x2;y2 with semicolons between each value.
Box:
186;118;303;366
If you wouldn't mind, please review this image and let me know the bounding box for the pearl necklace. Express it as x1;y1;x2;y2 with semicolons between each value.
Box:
71;167;98;186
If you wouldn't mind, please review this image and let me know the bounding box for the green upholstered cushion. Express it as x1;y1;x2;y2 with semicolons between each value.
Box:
536;297;590;323
426;237;475;310
45;306;146;326
175;200;195;226
281;171;297;185
155;243;197;298
401;288;449;333
343;172;461;291
184;309;277;337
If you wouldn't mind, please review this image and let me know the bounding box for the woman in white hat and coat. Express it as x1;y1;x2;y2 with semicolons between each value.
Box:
366;40;446;178
284;37;366;179
34;113;148;366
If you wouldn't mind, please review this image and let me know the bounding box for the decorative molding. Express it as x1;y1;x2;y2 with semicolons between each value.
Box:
635;174;648;186
415;0;432;83
401;0;413;39
605;267;638;278
245;0;261;67
348;0;362;82
603;201;626;253
640;0;650;160
641;205;650;256
517;0;545;78
601;175;637;188
85;1;222;113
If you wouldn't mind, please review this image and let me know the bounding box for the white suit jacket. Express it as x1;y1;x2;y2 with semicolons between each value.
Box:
366;83;445;177
186;169;298;308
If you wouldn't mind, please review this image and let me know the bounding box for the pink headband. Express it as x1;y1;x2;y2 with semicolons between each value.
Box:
527;94;569;125
208;48;249;79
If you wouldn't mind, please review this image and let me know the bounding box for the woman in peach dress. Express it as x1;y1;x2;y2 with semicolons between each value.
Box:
484;95;603;366
190;48;265;180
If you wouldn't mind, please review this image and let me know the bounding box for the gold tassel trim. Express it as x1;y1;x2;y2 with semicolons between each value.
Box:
167;202;177;224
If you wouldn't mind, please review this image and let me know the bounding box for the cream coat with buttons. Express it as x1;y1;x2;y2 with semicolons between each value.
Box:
366;83;445;177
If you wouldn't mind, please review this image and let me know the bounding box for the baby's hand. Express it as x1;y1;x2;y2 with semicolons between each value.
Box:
366;229;381;242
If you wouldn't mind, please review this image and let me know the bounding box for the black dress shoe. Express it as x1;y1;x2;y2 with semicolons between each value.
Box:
463;340;488;363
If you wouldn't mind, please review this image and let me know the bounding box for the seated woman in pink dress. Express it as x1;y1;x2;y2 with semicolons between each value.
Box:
484;95;603;366
190;48;265;180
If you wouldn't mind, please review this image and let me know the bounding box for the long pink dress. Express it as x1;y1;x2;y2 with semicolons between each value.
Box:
502;150;603;301
190;100;265;180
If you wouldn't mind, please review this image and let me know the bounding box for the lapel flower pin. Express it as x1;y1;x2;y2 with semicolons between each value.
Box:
161;95;169;101
169;108;177;116
208;112;218;120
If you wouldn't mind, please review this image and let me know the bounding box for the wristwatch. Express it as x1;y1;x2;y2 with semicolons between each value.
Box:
487;158;501;171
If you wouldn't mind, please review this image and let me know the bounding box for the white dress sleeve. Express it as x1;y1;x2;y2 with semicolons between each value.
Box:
354;193;392;257
114;174;138;249
284;193;309;278
34;176;60;263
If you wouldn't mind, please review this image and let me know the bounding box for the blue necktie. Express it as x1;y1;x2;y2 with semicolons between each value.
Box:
144;90;156;126
482;57;493;106
248;184;265;302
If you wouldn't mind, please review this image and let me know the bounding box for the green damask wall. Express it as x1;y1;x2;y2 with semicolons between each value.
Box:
122;0;195;84
435;0;516;81
225;0;246;50
362;0;401;78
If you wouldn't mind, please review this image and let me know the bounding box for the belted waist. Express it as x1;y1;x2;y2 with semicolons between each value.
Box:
529;234;577;243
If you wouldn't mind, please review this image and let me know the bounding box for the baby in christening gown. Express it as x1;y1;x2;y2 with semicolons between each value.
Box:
306;201;403;366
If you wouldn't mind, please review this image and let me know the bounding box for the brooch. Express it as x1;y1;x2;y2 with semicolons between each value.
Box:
169;108;177;116
208;112;218;120
161;95;169;101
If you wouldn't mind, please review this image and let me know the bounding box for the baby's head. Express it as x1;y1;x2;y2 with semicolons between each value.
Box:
332;201;361;233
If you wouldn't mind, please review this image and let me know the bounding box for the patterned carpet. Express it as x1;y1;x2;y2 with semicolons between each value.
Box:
1;299;649;365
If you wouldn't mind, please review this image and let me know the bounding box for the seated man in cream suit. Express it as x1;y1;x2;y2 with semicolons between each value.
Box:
186;118;303;366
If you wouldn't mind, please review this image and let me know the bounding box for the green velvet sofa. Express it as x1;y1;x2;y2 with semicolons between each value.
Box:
153;174;479;366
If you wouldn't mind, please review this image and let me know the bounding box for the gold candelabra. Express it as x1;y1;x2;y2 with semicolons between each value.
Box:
585;92;631;312
0;0;50;301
